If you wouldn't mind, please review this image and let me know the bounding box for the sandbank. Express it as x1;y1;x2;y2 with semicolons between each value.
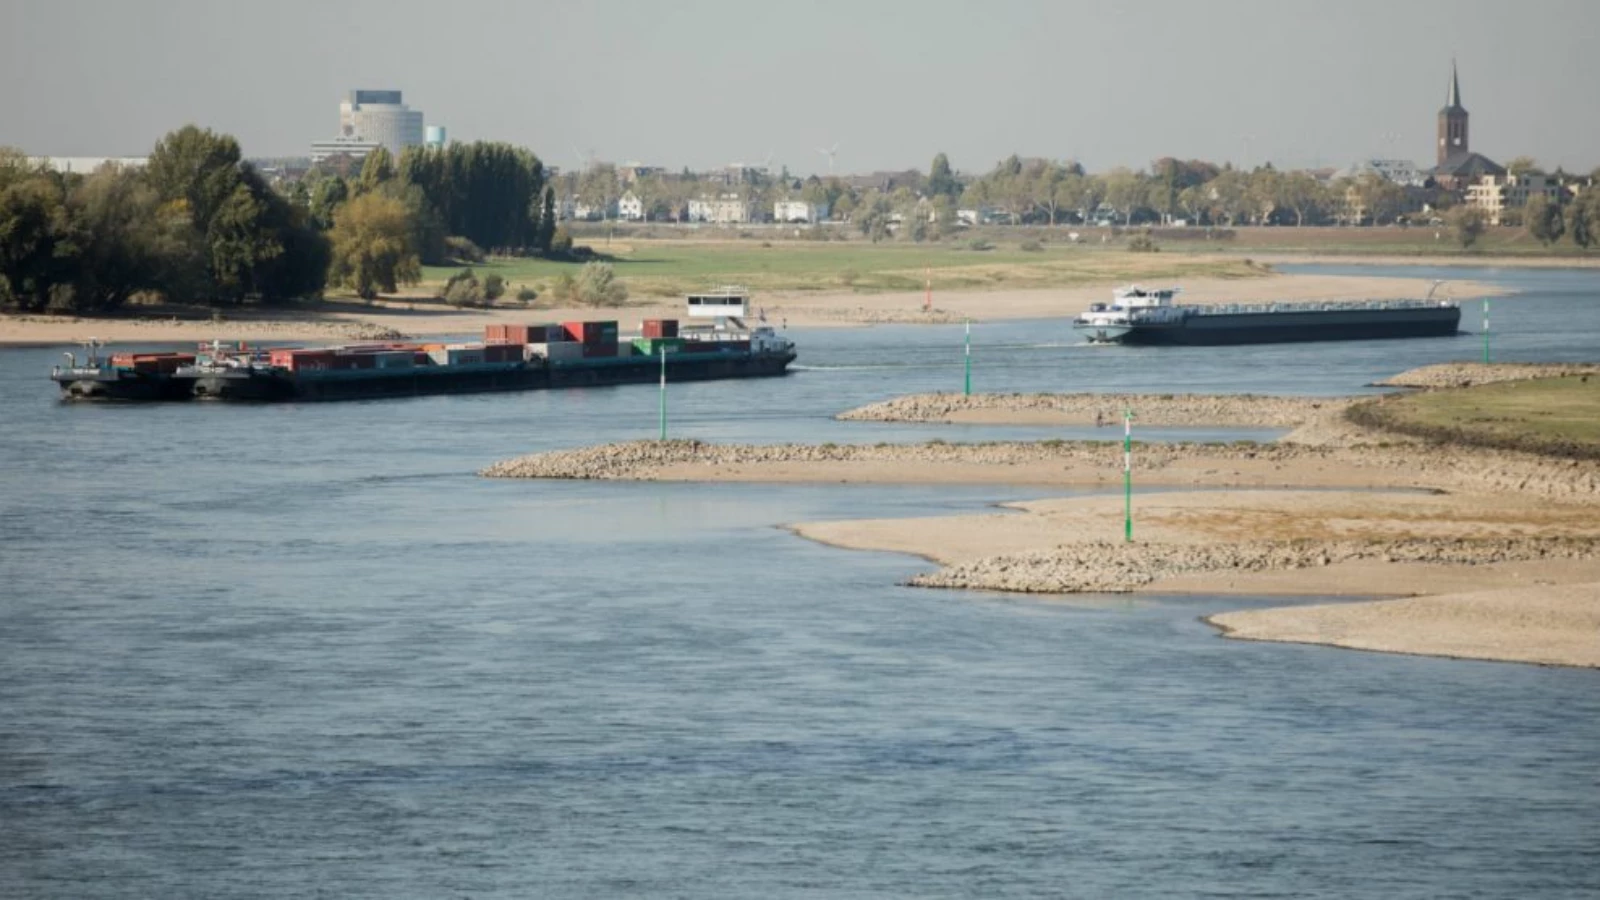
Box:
0;271;1502;346
482;371;1600;668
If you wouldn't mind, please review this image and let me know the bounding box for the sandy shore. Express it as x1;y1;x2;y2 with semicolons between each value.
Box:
0;271;1503;346
483;372;1600;668
1207;583;1600;669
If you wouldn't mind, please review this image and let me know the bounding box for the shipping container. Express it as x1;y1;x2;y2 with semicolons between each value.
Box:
581;343;618;358
486;323;557;345
372;350;414;369
632;338;684;356
331;354;378;370
428;348;487;366
563;320;619;344
542;341;585;363
483;344;523;363
642;319;679;339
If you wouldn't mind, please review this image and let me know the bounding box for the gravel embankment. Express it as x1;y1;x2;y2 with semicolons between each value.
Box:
838;392;1333;427
908;537;1600;594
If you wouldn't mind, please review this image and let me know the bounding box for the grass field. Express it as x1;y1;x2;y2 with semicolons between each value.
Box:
420;240;1267;297
1352;376;1600;458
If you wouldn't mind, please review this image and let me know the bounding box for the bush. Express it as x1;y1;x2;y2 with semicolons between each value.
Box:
549;272;577;303
443;268;486;307
574;261;628;307
968;239;994;251
444;235;486;264
1019;239;1043;252
549;226;574;256
483;273;506;301
516;286;538;303
1127;232;1160;253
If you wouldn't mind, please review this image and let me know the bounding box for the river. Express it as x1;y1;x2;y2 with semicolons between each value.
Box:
2;264;1597;897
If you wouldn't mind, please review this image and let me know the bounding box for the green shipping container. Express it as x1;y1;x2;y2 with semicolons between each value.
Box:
632;338;685;355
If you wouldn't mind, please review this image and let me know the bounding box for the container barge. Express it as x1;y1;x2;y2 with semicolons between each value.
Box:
52;288;797;402
1073;285;1462;346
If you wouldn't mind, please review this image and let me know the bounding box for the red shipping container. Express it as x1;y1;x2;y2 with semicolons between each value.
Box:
484;324;510;342
642;319;679;339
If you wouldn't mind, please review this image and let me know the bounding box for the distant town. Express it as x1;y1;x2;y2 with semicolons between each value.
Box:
26;65;1598;241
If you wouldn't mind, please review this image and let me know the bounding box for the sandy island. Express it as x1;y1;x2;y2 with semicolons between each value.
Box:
482;363;1600;669
0;271;1502;346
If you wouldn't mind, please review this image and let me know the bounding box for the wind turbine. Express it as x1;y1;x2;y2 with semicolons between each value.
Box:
816;143;839;176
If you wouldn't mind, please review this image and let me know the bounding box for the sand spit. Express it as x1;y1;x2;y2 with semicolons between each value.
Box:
1207;583;1600;669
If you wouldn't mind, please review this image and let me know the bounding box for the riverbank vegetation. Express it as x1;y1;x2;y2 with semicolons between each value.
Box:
1347;375;1600;459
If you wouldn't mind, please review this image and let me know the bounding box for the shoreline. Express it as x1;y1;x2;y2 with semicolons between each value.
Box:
481;375;1600;669
0;271;1504;347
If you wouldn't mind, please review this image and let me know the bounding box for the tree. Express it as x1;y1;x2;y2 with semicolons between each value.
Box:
357;147;396;194
307;175;349;230
60;166;191;313
1275;172;1325;226
853;190;892;242
577;163;620;220
0;173;75;311
1570;190;1600;249
1505;156;1544;177
928;152;960;200
327;192;420;300
1523;193;1565;246
145;125;245;237
1101;168;1145;226
1450;205;1487;248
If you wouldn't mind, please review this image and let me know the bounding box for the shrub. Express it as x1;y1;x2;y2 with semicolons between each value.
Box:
444;235;486;263
443;268;486;307
483;273;506;301
574;262;628;307
549;226;574;256
516;286;538;303
968;239;994;251
1019;239;1043;252
1127;232;1160;253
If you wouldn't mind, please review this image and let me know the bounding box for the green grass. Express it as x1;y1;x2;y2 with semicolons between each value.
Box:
420;239;1266;298
1353;376;1600;458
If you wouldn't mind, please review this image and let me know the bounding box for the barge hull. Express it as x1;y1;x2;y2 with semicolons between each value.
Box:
191;352;796;402
1119;308;1461;346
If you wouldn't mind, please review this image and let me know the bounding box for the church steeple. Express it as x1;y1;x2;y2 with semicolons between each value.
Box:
1437;59;1469;166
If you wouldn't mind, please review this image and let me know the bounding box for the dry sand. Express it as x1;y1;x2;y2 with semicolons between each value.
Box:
482;373;1600;668
0;271;1502;346
1207;583;1600;669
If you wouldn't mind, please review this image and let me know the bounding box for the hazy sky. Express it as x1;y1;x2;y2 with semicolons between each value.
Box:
4;0;1596;175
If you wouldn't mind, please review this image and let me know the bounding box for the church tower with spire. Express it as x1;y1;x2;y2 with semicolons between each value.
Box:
1437;60;1469;167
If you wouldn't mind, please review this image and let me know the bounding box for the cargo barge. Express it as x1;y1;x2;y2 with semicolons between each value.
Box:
52;288;797;402
1073;285;1462;346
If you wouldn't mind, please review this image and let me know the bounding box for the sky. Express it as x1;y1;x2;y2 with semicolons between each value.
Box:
3;0;1596;176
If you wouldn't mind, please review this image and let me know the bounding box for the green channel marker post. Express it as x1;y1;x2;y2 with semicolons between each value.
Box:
658;345;667;440
1482;297;1490;365
1123;408;1135;542
963;318;972;396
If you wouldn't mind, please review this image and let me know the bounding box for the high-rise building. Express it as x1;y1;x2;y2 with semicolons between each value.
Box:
336;89;424;158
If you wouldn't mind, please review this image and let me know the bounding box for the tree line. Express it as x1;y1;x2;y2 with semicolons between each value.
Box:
1;127;557;313
564;150;1600;250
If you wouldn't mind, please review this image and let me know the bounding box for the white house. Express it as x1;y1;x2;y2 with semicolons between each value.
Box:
617;191;645;222
572;199;617;221
774;199;829;224
689;194;756;224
